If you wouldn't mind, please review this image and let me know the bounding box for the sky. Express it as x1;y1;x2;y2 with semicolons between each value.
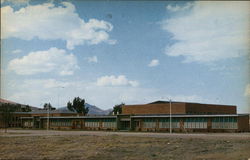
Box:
1;0;250;113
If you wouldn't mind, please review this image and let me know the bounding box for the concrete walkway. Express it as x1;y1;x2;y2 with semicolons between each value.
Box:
1;129;250;139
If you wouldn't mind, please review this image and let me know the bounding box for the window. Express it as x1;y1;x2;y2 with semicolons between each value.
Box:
184;118;207;129
143;118;156;128
85;119;100;128
212;117;237;129
102;119;116;128
158;118;180;129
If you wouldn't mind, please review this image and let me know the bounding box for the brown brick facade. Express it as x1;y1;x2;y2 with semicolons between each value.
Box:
122;102;236;115
122;103;186;115
185;103;236;114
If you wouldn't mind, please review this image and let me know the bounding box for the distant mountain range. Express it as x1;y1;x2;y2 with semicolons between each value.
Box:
58;103;112;115
1;98;112;115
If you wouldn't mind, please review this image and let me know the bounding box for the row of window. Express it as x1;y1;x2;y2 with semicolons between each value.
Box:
84;122;117;128
51;121;71;127
22;117;238;129
143;117;238;129
145;118;208;122
24;121;33;127
185;118;207;122
145;121;236;129
85;122;99;128
144;117;237;123
211;117;238;129
144;122;180;129
102;122;116;128
85;119;116;122
159;122;180;128
158;118;179;122
184;122;207;129
212;117;237;122
143;122;156;128
212;122;237;129
49;120;117;128
144;118;179;122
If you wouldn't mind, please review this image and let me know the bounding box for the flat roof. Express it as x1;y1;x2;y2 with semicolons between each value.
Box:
131;114;249;118
20;115;117;119
124;100;236;107
20;114;249;119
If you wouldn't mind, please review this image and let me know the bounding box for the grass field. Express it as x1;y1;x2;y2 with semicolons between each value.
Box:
0;130;250;160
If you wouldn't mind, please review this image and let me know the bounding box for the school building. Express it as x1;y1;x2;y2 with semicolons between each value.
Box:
19;101;249;132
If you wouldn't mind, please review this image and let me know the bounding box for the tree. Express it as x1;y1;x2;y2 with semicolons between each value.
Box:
21;105;32;112
111;103;125;115
67;97;89;115
43;103;55;110
0;103;18;133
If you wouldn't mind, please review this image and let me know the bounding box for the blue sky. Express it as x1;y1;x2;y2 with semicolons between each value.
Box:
1;0;250;113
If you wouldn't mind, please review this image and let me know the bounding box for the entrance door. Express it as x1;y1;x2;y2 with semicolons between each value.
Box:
73;121;81;129
136;121;140;128
33;117;40;128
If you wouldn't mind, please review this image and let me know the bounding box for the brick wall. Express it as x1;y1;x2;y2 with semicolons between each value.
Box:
122;102;237;115
238;115;249;132
122;103;186;115
185;103;236;114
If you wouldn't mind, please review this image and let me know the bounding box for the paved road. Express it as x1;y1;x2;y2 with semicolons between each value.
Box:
1;129;250;139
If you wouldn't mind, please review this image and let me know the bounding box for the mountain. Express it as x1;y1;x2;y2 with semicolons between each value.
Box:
85;103;112;115
58;103;112;115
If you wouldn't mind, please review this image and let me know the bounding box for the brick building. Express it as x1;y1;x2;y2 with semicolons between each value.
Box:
18;101;249;133
1;99;249;132
0;98;79;128
122;101;236;115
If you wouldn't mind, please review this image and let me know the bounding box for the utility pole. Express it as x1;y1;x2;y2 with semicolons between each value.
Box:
47;107;49;131
169;98;172;134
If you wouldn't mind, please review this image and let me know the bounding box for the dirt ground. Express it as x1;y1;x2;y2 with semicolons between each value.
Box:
0;129;250;160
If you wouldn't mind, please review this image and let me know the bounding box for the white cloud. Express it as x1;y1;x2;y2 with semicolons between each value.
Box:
22;79;71;89
96;75;139;87
244;84;250;97
1;2;116;50
87;56;98;63
12;49;22;54
162;1;250;63
148;59;159;67
166;2;193;12
3;78;207;109
8;47;78;75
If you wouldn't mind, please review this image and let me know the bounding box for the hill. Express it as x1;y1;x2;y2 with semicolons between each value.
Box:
58;103;112;115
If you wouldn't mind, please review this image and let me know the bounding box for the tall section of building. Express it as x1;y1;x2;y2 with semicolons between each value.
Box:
122;101;236;115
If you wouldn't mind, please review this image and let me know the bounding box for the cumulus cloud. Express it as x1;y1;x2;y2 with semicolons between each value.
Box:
1;2;116;50
21;79;71;89
162;1;250;63
166;2;193;12
96;75;139;87
87;56;98;63
3;78;207;109
148;59;159;67
12;49;22;54
244;84;250;97
8;47;78;75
